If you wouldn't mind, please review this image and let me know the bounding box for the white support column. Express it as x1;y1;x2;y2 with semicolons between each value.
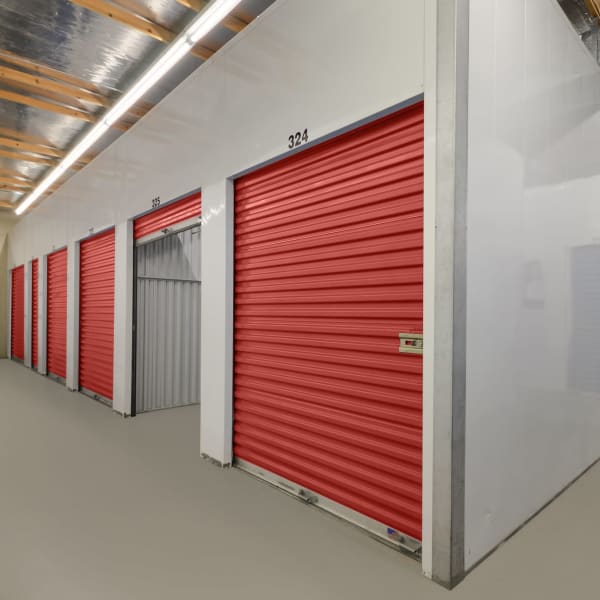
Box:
24;261;32;368
200;179;234;465
113;220;134;416
66;240;80;391
38;255;47;375
422;0;469;588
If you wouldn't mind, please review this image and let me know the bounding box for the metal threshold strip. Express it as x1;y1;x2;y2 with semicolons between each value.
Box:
80;387;112;407
235;459;422;557
47;373;66;385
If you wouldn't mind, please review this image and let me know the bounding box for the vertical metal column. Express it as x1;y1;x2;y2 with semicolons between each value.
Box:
422;0;469;588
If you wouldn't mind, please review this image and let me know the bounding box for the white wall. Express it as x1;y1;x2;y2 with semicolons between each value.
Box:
7;0;425;480
0;217;14;238
0;216;15;358
465;0;600;568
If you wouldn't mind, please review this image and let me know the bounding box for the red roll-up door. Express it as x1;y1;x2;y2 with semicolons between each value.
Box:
79;229;115;401
10;265;25;361
32;259;39;368
134;192;201;240
47;248;68;380
234;102;424;544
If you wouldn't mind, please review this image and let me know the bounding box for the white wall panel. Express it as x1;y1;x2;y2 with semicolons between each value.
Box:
465;0;600;568
0;218;14;358
199;179;233;464
113;221;133;414
66;240;79;391
38;255;47;375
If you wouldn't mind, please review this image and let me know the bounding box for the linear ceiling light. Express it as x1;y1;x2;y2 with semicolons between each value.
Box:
15;0;243;216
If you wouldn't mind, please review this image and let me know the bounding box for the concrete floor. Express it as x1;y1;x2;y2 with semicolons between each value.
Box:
0;359;598;600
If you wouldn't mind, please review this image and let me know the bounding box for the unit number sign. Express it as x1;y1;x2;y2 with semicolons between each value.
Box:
288;129;309;149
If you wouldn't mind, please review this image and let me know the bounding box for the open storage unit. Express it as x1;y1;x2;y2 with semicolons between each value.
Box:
133;193;202;414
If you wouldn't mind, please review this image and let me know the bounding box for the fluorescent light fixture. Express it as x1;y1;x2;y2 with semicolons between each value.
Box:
16;0;244;216
103;37;192;127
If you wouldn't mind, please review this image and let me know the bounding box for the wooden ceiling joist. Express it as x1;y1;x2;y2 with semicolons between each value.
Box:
0;185;28;194
126;103;150;119
0;54;152;122
191;44;215;61
0;168;33;181
0;148;57;167
0;83;148;129
585;0;600;19
0;66;109;108
0;200;17;209
0;54;141;130
70;0;176;43
0;50;104;95
0;88;96;123
76;154;95;165
69;0;216;61
0;148;92;174
0;176;33;189
0;136;64;158
5;81;92;114
175;0;249;33
0;126;54;148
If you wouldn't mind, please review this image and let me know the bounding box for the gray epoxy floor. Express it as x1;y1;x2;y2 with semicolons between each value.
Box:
1;358;598;600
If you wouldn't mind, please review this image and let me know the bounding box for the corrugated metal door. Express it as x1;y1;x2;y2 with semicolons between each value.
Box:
79;229;115;402
10;265;25;361
233;103;424;546
134;192;201;240
135;226;201;412
47;248;68;380
31;259;39;368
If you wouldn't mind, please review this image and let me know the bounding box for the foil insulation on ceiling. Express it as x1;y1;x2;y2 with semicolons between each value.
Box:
559;0;600;62
0;0;274;211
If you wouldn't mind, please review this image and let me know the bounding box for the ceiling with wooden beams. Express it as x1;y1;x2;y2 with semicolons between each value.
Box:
0;0;274;213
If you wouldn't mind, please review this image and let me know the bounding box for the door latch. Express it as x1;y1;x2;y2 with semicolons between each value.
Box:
399;333;423;355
